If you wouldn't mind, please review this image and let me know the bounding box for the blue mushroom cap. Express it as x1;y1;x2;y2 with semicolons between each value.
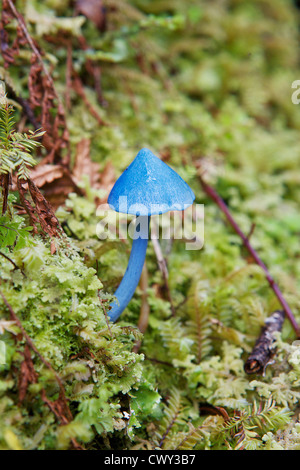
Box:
107;148;195;215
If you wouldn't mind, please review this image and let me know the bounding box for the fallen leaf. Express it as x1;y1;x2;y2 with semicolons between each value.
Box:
29;164;65;187
27;163;84;210
73;138;101;188
75;0;106;31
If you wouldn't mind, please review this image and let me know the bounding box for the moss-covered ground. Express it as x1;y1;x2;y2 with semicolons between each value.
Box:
1;0;300;450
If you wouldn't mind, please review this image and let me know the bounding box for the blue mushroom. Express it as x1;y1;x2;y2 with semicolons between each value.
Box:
107;148;195;322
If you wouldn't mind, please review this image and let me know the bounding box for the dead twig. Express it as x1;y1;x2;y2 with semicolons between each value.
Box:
199;402;230;421
72;73;107;126
0;173;10;215
151;228;175;316
198;175;300;337
244;310;285;375
0;250;25;276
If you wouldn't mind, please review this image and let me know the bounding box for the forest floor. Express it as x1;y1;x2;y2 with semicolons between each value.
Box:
1;0;300;450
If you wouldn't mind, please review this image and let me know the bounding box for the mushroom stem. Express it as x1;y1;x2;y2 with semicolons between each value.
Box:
108;215;150;322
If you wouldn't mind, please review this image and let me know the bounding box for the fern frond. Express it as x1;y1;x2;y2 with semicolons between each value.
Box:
222;399;292;450
159;316;194;362
176;414;226;450
248;399;292;433
175;423;206;450
153;387;182;449
186;280;212;362
0;93;43;179
0;102;15;148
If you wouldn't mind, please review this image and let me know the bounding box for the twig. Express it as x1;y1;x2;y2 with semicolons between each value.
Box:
1;173;10;215
198;403;230;421
0;250;25;276
151;230;175;316
198;175;300;337
244;310;285;375
72;73;107;126
152;237;169;279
